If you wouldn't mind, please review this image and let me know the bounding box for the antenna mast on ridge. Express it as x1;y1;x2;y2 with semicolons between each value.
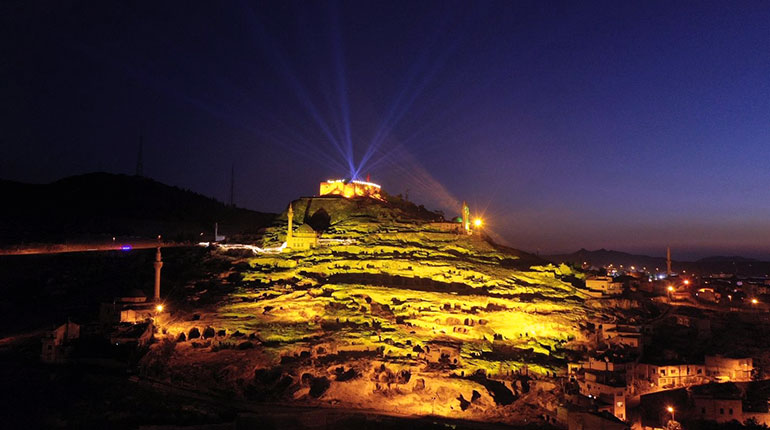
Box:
135;136;144;177
229;163;235;207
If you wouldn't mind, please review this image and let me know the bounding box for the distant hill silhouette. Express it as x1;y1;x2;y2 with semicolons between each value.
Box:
546;248;770;277
0;172;276;244
545;248;668;270
696;255;760;263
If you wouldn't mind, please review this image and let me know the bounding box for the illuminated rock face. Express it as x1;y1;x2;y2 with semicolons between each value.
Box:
146;196;607;425
319;179;382;200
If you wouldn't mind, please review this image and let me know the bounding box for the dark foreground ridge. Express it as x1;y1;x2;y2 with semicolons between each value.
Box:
0;172;276;245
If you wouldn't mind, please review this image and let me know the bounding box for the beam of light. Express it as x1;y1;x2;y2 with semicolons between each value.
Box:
369;140;514;249
354;10;461;178
118;54;347;173
256;103;353;171
73;30;354;176
355;20;496;178
77;1;489;200
361;98;478;174
356;48;453;176
239;1;351;166
375;144;461;213
330;0;356;177
361;91;485;177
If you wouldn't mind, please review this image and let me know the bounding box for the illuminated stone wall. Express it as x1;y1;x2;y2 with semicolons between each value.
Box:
319;179;382;200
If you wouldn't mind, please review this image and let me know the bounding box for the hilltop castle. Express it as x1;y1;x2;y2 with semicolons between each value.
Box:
319;178;382;200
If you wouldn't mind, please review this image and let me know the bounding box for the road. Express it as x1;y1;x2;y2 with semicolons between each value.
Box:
0;241;190;256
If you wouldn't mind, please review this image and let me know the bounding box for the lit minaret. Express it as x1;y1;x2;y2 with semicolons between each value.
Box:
154;246;163;302
462;201;470;234
666;246;672;276
287;203;294;243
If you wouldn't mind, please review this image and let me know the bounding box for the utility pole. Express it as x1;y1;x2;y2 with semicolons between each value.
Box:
135;136;144;177
229;163;235;207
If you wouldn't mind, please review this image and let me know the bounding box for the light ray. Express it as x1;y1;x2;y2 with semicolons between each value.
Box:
239;1;350;164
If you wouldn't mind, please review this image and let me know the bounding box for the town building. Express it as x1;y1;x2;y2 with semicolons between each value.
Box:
692;383;744;424
41;320;80;363
599;324;644;352
691;381;770;425
568;347;640;421
586;276;624;296
99;289;157;324
705;355;753;382
634;361;706;390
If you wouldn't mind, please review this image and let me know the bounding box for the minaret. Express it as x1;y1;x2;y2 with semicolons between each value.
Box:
287;203;294;243
462;201;470;234
153;246;163;302
666;246;672;276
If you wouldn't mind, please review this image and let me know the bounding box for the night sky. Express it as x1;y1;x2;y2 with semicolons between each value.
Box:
3;1;770;259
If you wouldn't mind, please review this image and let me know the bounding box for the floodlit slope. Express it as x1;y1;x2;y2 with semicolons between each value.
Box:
153;196;591;424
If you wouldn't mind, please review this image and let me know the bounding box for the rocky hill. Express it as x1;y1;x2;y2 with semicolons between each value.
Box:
144;195;654;425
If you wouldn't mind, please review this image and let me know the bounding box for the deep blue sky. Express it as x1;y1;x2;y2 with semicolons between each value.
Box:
3;1;770;259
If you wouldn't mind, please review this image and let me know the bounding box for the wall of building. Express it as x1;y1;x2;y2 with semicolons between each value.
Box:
705;356;753;381
635;363;705;388
693;397;744;423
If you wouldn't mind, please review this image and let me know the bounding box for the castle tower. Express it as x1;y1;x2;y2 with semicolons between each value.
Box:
287;203;294;243
666;246;672;276
153;246;163;302
462;201;471;234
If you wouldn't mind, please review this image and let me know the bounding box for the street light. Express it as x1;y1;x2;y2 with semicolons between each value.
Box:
473;218;483;228
667;405;675;422
155;304;164;312
752;298;759;305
